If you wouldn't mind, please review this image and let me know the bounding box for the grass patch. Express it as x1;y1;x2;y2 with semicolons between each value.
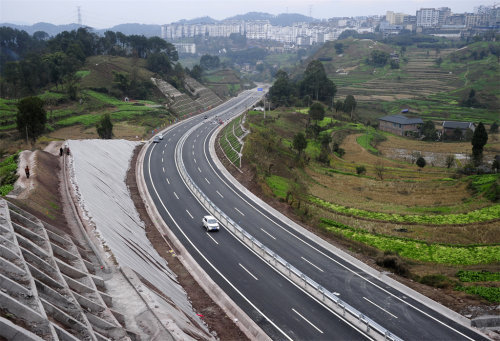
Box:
265;175;289;199
320;218;500;265
456;270;500;282
0;152;19;196
456;286;500;303
311;196;500;225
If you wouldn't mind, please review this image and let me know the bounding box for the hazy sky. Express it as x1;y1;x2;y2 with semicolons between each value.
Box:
1;0;495;28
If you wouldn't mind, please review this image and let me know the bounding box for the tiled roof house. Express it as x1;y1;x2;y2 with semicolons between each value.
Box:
378;114;424;136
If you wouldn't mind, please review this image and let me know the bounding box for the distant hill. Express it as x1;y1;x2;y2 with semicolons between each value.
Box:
0;22;162;37
0;22;83;36
175;17;218;24
226;12;314;26
95;24;161;37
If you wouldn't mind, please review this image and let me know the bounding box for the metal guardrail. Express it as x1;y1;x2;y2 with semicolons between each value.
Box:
174;94;403;341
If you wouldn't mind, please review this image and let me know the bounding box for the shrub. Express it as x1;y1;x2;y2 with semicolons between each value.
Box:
420;274;452;288
456;270;500;282
356;165;366;175
416;156;426;168
376;251;410;277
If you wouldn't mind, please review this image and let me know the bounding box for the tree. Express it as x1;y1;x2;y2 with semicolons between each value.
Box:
189;64;203;81
416;157;426;169
343;95;357;120
309;102;325;123
445;155;455;169
490;122;499;134
200;54;220;70
369;50;389;67
299;60;336;102
96;114;113;139
16;96;46;143
269;70;293;107
319;131;332;150
421;120;437;141
374;162;385;180
471;122;488;165
335;100;344;113
293;132;307;157
334;43;344;54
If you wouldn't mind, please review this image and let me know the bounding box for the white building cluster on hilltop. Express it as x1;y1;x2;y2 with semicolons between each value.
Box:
162;4;499;52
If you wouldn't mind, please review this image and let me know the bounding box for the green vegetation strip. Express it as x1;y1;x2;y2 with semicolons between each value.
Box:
456;270;500;282
320;219;500;265
356;134;378;154
310;196;500;225
456;286;500;303
0;152;19;196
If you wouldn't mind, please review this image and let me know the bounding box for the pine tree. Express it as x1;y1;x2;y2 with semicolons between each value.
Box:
471;122;488;165
96;114;113;139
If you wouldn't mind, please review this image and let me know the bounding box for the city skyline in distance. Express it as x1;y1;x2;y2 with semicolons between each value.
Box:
1;0;497;29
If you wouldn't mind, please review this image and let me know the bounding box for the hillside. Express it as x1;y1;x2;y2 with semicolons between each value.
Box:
0;55;224;153
304;38;499;124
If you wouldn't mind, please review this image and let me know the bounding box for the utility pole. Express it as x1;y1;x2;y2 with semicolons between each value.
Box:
77;6;82;26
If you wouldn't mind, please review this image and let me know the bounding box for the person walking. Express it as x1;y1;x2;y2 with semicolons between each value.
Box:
59;147;63;156
25;165;30;179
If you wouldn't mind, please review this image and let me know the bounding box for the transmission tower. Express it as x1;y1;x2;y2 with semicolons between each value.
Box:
77;6;82;26
309;5;313;18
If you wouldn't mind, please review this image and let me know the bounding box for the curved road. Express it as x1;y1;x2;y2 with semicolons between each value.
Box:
143;89;486;340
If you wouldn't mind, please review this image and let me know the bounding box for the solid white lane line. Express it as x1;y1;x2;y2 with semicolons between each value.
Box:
301;257;324;273
166;177;170;184
363;297;398;319
260;228;276;240
205;177;210;184
185;209;193;219
206;233;219;245
216;190;224;198
292;308;323;334
173;192;179;199
239;263;258;280
198;167;202;173
162;167;165;173
234;207;245;216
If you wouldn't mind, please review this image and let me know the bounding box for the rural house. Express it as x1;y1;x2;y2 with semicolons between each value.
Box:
442;121;476;138
378;114;424;136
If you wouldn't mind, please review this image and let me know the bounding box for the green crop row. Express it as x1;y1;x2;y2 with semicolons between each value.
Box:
310;196;500;225
320;218;500;265
456;270;500;282
456;286;500;303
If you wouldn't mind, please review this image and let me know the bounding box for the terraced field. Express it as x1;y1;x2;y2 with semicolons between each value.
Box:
335;49;460;102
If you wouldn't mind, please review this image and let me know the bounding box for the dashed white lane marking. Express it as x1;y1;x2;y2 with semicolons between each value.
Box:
292;308;323;334
301;257;324;273
260;228;276;240
198;167;201;173
168;138;171;142
205;177;210;184
363;297;398;319
234;207;245;216
173;192;179;199
162;157;163;163
216;190;223;198
192;151;194;156
162;150;164;155
166;177;170;184
194;158;197;163
186;209;193;219
239;263;258;280
206;233;219;245
192;144;194;149
162;167;165;173
194;139;196;143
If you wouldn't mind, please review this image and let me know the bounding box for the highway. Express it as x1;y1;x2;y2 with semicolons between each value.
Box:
143;89;487;340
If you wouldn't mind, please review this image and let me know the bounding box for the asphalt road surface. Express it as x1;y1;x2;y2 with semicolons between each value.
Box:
143;89;487;341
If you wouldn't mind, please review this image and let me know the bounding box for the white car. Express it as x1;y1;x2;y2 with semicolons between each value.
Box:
202;215;220;231
156;134;163;140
